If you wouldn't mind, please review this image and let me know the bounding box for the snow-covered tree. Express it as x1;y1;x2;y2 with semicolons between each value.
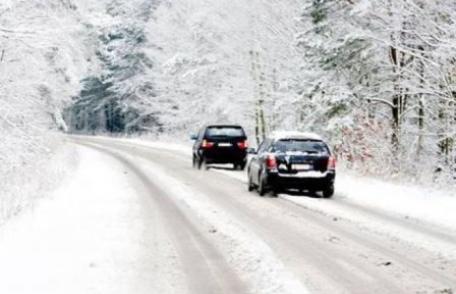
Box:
297;0;456;179
65;0;162;134
0;0;106;221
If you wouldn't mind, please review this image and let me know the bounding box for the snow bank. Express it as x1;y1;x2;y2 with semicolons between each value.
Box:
335;173;456;232
0;135;75;225
0;0;104;224
0;145;186;294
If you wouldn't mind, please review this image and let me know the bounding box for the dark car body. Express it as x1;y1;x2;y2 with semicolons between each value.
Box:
192;125;249;170
247;132;336;197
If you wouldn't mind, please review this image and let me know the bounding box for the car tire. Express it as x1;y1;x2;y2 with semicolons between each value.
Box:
271;187;280;197
192;155;197;168
258;173;267;196
197;158;203;170
202;159;209;170
233;162;246;171
248;173;255;192
322;184;335;198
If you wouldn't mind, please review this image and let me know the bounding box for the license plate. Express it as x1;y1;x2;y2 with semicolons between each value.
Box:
218;142;232;147
292;164;312;171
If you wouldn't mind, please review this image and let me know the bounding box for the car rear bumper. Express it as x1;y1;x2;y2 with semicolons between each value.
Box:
201;150;247;163
268;171;335;190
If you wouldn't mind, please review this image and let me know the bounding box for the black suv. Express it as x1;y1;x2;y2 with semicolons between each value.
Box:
192;125;249;170
247;132;336;198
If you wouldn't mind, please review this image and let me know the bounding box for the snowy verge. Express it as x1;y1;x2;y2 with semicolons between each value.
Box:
0;145;186;294
335;173;456;231
1;134;76;225
70;134;192;156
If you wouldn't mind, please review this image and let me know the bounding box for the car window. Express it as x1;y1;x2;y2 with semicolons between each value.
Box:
272;140;329;154
258;139;270;153
206;126;245;138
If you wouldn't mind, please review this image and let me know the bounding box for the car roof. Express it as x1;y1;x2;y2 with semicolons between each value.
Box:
205;124;243;129
269;131;323;141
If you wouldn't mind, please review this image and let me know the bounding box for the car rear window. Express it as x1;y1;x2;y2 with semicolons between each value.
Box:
272;139;329;154
206;126;245;138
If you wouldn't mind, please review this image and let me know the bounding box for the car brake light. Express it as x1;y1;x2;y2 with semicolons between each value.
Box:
266;154;277;170
202;139;215;148
237;140;249;149
328;156;336;170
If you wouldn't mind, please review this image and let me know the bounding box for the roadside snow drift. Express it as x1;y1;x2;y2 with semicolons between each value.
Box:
0;145;186;294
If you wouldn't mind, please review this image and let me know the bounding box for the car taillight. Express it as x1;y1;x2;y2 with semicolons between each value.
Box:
328;156;336;170
266;154;277;170
237;140;248;149
202;139;215;148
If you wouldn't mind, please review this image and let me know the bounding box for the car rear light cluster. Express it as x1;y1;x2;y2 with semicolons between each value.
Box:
327;156;336;170
266;154;278;170
202;139;215;148
237;140;249;149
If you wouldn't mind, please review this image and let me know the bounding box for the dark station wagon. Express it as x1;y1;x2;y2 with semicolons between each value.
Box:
247;132;336;198
192;125;249;170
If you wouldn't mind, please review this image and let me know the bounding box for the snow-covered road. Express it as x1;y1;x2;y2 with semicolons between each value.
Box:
1;136;455;294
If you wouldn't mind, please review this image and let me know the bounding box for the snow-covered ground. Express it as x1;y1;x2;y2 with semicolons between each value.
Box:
206;154;456;260
0;135;74;225
0;0;107;224
335;174;456;232
110;136;456;234
0;145;186;294
76;136;456;292
1;136;455;293
0;140;309;294
213;164;456;238
116;137;456;258
128;147;309;294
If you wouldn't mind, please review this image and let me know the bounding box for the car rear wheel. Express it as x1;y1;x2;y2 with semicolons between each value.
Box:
197;158;205;170
192;155;197;168
258;174;267;196
234;162;246;171
248;173;255;192
271;187;280;197
322;184;335;198
202;159;210;170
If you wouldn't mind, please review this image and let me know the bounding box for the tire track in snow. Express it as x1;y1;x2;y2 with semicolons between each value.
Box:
78;140;310;294
76;142;248;294
82;139;404;293
75;137;456;293
97;137;456;253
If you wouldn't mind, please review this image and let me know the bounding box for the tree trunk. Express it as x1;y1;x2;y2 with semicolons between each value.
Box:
250;50;267;145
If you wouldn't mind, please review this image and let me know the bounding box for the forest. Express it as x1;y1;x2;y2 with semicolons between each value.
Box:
2;0;456;189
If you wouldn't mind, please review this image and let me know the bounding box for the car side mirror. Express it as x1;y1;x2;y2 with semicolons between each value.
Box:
247;147;257;154
190;134;198;140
